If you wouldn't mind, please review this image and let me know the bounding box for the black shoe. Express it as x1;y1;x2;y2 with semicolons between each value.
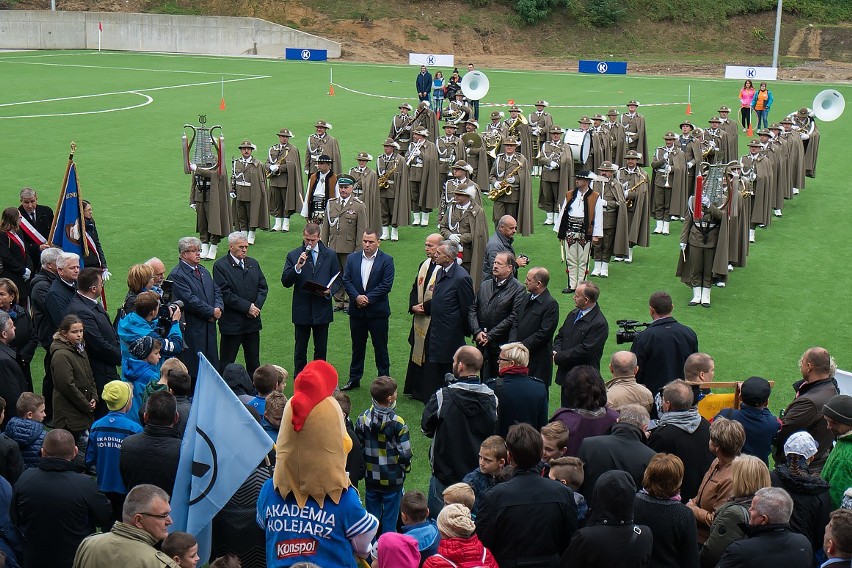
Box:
562;288;574;294
340;381;360;391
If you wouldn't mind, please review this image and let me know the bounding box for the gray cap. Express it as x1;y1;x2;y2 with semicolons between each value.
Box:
824;395;852;426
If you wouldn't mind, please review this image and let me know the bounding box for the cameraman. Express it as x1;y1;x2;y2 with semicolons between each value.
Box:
630;291;697;395
117;291;184;362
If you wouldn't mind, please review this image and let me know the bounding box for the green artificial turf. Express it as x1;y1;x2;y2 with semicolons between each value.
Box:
1;50;850;492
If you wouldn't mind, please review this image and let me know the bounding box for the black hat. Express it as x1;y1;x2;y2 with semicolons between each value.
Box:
824;395;852;426
316;154;332;163
129;336;156;360
740;376;771;406
576;171;595;180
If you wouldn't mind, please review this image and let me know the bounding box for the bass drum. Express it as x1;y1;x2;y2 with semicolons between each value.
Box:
563;129;591;165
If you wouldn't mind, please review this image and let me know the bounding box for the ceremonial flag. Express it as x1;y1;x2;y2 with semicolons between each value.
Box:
170;354;274;562
49;156;88;258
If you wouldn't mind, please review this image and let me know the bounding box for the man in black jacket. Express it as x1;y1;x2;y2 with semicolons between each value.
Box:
0;312;26;429
68;268;122;419
630;290;698;394
511;267;559;390
469;251;525;381
477;423;578;568
119;391;182;496
553;281;608;407
30;247;62;421
12;429;112;568
17;187;54;271
577;403;656;505
45;251;80;331
422;346;497;518
213;231;268;377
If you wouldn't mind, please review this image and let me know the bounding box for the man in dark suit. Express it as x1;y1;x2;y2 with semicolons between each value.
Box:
341;230;395;391
168;237;223;380
553;281;609;407
0;312;27;428
67;267;121;418
281;223;342;375
17;187;54;272
510;266;559;390
415;240;475;403
630;290;698;395
213;231;268;377
45;252;80;331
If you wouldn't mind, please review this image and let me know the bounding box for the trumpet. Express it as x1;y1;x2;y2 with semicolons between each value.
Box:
405;146;422;166
488;162;523;200
267;145;289;179
654;146;672;188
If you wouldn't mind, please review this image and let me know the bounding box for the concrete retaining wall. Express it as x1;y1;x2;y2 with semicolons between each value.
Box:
0;10;341;58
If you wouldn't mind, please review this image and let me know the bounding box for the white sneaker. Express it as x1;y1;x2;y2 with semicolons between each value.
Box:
773;209;782;217
544;212;554;225
420;213;430;226
626;249;633;264
716;281;726;288
662;221;670;235
591;263;602;277
272;218;283;232
653;220;663;234
689;287;701;306
380;226;390;240
701;287;711;307
793;188;800;195
749;229;756;243
412;212;421;225
728;263;734;272
200;243;210;258
282;217;290;232
391;227;399;241
600;262;609;278
207;244;218;259
612;256;624;262
247;230;256;245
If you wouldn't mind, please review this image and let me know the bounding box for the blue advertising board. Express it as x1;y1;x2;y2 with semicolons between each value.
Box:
578;60;628;75
285;48;328;61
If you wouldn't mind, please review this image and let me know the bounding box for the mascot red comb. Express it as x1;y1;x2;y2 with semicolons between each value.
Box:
256;360;378;566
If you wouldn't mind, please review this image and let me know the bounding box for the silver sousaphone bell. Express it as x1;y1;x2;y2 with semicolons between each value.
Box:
461;71;490;102
812;89;845;122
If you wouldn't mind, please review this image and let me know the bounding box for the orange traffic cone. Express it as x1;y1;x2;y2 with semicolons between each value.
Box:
685;102;692;115
328;84;335;96
219;97;226;111
747;124;753;137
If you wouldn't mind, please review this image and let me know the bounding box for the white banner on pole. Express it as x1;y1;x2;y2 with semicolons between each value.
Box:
409;53;455;67
724;65;778;81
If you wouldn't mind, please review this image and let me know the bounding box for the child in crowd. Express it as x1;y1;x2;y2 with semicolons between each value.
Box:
270;364;289;392
123;336;162;425
262;391;288;442
0;397;24;484
5;392;46;469
549;456;588;522
162;531;200;568
87;380;143;522
442;483;475;512
399;490;440;565
373;532;421;568
333;390;365;488
166;368;193;436
208;554;241;568
715;376;780;464
463;435;507;514
539;421;569;477
248;364;282;416
355;376;413;536
423;504;499;568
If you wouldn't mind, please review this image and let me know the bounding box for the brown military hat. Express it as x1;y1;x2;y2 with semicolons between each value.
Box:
412;126;429;137
277;128;294;138
549;125;564;134
419;100;431;109
626;100;639;106
465;120;479;129
597;161;617;172
663;131;677;140
490;111;503;120
509;106;522;113
578;116;592;125
382;138;400;149
591;113;605;121
693;127;704;137
748;139;763;148
718;106;732;113
769;123;782;130
758;129;772;137
624;150;642;160
398;102;413;111
796;107;811;118
355;152;373;161
453;182;475;195
238;140;256;150
442;121;459;129
451;160;474;173
535;100;549;107
607;108;619;116
314;120;332;129
502;136;520;146
709;116;721;124
679;121;694;130
779;117;794;125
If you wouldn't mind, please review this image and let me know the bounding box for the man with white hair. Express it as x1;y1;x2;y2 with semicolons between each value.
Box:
30;247;63;420
715;487;812;567
438;183;489;292
168;237;223;379
18;187;54;270
45;252;80;330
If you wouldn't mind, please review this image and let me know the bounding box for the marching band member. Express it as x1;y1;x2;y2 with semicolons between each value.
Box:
388;103;415;154
349;152;380;233
555;171;602;294
437;122;466;195
376;138;408;241
501;106;533;163
410;100;439;144
704;117;728;164
590;161;628;278
780;117;806;195
462;119;490;190
650;132;687;235
232;139;269;244
438;183;489;292
790;107;820;178
402;126;440;227
537;126;573;226
674;121;701;220
616;150;650;264
301;154;338;226
305;120;342;175
717;106;740;162
621;100;648;166
528;100;553;175
605;109;626;167
489;137;533;236
266;128;303;233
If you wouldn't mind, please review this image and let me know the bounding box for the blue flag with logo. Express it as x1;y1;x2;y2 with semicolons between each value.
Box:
170;353;274;562
49;160;87;257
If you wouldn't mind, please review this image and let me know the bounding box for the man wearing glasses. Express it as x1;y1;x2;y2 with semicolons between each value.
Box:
74;484;179;567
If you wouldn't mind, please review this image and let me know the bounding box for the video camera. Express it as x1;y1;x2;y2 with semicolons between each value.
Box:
615;319;651;344
156;280;185;335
